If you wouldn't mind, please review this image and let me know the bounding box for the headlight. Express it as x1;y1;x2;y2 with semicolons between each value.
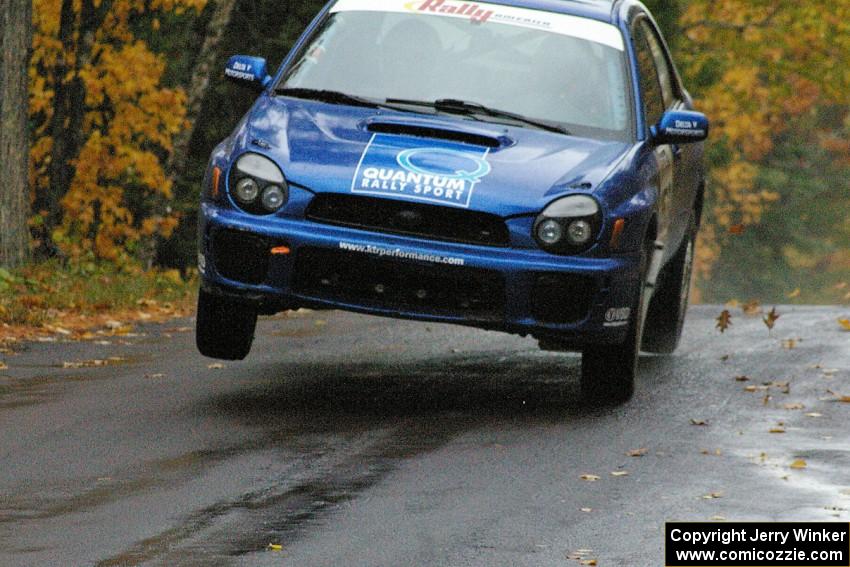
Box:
533;195;602;254
261;185;285;211
229;153;288;214
234;178;260;203
537;220;563;245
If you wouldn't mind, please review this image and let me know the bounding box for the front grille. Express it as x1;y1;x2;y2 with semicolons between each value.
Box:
211;230;271;285
306;194;510;247
531;273;596;324
293;247;505;322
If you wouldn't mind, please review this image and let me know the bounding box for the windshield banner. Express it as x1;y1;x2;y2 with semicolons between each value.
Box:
351;133;492;209
331;0;625;50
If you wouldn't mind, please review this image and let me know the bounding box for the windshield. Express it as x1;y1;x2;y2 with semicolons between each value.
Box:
279;0;633;141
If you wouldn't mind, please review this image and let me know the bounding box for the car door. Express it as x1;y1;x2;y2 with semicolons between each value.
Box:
631;17;675;254
637;17;696;251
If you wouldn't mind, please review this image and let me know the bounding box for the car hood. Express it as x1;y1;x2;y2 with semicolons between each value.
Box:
235;96;631;217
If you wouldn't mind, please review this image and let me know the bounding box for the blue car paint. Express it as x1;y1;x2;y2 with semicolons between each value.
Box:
199;0;707;346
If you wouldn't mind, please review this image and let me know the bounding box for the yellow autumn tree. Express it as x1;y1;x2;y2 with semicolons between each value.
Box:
677;0;850;279
30;0;206;264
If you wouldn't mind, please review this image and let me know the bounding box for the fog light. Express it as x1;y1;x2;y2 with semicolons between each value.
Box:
537;220;563;245
261;185;285;211
235;178;259;203
567;219;592;245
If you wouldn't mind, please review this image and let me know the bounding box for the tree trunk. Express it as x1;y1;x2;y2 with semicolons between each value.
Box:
0;0;32;268
35;0;103;256
147;0;237;268
168;0;238;178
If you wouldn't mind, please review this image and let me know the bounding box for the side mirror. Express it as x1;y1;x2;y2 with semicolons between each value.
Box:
651;110;709;145
224;55;272;90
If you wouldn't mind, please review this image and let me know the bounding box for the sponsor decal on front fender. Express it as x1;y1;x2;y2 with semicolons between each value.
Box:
351;133;491;208
604;307;631;327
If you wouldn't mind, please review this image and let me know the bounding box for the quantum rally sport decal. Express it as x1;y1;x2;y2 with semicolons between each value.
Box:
331;0;625;51
351;134;491;208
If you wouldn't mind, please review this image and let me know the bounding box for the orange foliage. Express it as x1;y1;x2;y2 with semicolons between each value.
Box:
29;0;206;263
679;0;850;278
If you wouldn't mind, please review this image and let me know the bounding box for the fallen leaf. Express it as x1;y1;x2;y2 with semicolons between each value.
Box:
627;448;649;457
208;363;225;370
711;515;727;521
745;385;767;392
763;307;781;331
580;508;593;513
728;224;746;236
580;561;598;566
611;471;629;477
783;403;805;410
837;319;850;331
770;427;786;434
835;282;848;291
716;310;732;333
0;361;7;370
805;413;823;418
735;375;750;382
691;419;709;426
782;339;797;350
702;492;723;500
787;288;801;299
580;475;601;482
790;459;807;470
267;543;283;551
62;358;123;369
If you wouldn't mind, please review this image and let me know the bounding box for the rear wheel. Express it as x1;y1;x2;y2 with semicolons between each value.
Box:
642;218;696;354
580;240;651;405
196;289;257;360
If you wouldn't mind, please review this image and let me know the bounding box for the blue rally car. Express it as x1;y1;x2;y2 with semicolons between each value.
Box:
196;0;709;403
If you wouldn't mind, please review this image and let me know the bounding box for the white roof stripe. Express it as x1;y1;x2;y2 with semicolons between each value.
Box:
331;0;625;51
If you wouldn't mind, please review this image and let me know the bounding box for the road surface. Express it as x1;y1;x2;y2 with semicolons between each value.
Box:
0;306;848;566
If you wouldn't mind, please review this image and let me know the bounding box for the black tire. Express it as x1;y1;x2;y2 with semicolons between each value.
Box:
196;289;257;360
580;240;651;405
642;218;697;354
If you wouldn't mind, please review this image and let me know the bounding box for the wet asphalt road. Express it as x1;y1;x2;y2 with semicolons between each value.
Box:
0;306;849;566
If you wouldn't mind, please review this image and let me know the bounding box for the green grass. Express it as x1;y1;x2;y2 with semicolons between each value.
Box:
0;260;197;327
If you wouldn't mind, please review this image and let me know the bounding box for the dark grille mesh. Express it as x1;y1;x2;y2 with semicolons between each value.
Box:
307;194;510;247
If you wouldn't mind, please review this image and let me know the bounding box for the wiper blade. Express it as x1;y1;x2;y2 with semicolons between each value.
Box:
385;97;569;134
275;88;381;108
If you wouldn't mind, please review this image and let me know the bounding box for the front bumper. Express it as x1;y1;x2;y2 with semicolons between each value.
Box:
198;203;641;346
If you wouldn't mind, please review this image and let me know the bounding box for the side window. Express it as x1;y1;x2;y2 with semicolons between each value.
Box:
632;21;665;128
639;20;677;109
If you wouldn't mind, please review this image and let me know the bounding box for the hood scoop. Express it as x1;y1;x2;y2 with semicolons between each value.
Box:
366;121;505;149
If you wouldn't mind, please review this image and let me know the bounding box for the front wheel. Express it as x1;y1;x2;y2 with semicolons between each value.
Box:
580;241;651;405
196;289;257;360
642;218;697;354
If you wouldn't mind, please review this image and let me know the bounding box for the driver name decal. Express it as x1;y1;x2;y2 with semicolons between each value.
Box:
351;134;491;208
